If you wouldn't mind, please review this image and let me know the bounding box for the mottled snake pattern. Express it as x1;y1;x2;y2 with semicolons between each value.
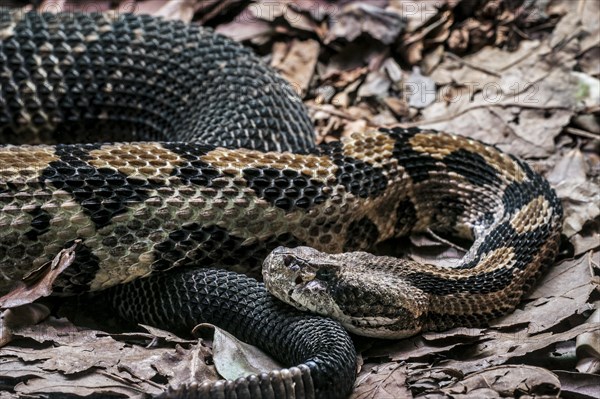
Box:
0;11;563;399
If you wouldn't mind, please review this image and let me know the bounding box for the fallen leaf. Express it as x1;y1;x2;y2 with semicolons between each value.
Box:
422;37;579;158
441;365;560;397
326;3;404;45
351;362;411;399
216;19;274;44
491;252;597;333
440;323;600;375
547;149;600;237
358;70;391;98
271;39;320;97
406;365;463;395
555;370;600;399
0;304;49;347
200;324;282;380
383;96;410;118
0;241;79;308
0;317;215;396
387;1;444;32
365;331;480;363
576;308;600;359
151;0;201;22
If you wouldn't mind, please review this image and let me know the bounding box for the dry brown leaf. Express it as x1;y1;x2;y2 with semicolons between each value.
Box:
107;324;197;346
193;324;281;380
280;6;320;33
579;35;600;67
440;365;561;398
271;39;320;98
3;364;149;398
422;37;579;158
384;96;410;118
0;317;215;397
325;41;387;78
358;70;391;98
156;343;217;391
351;362;411;399
440;323;600;375
0;241;78;308
397;6;453;65
405;66;437;108
38;0;114;13
244;0;288;22
491;252;597;333
0;303;49;347
555;370;600;399
326;3;404;45
150;0;202;22
387;1;444;33
547;149;600;237
366;330;479;363
571;231;600;257
406;365;463;396
577;308;600;359
216;19;274;44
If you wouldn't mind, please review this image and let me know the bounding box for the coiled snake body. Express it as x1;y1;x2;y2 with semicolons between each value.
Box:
0;11;563;399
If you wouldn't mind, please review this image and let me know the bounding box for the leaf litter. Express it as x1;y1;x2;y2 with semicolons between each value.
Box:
0;0;598;398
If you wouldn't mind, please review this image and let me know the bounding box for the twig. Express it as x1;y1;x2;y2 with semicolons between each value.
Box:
308;104;377;126
565;127;600;140
403;11;451;46
426;228;468;253
444;52;502;77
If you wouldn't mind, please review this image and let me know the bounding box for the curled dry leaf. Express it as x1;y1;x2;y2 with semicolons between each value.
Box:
547;149;600;237
440;323;600;375
440;365;561;398
554;370;600;399
350;363;411;399
271;39;320;98
0;303;49;347
366;329;480;364
576;308;600;359
357;70;391;98
0;241;79;308
326;3;405;45
216;18;274;44
0;317;215;396
193;323;281;381
405;67;437;108
150;0;202;22
491;252;597;334
422;37;579;158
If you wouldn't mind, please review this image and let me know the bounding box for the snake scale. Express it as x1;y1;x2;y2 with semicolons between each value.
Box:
0;10;563;399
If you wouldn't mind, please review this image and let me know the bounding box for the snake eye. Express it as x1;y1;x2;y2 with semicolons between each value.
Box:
315;268;334;281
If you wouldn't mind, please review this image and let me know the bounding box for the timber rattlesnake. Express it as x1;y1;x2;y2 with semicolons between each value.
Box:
0;11;562;399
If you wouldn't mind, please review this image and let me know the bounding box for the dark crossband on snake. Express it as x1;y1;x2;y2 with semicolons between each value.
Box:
0;11;563;399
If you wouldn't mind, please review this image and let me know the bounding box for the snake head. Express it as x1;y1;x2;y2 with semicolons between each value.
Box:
263;246;343;315
264;246;429;339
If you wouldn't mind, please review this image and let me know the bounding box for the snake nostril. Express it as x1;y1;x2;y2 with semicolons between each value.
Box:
295;275;303;285
283;255;294;267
